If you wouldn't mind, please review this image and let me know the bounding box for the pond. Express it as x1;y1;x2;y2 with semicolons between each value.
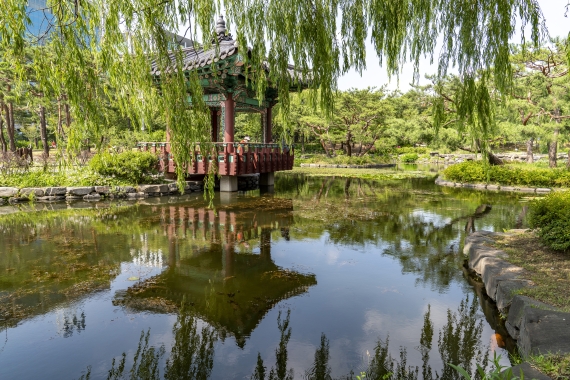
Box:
0;174;532;379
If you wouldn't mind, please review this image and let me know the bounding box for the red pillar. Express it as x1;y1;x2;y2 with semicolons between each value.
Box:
224;93;235;150
211;108;218;142
264;106;272;143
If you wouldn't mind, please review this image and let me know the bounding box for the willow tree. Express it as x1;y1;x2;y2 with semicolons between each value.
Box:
0;0;549;187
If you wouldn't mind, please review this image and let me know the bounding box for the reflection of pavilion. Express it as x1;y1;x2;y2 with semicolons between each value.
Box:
116;198;316;346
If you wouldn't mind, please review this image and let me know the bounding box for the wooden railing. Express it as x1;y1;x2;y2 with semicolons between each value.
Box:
137;142;294;175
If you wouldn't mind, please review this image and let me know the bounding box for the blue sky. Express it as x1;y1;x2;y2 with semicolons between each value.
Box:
338;1;570;91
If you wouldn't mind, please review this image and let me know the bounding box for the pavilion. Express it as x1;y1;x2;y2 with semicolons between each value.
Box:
139;16;306;191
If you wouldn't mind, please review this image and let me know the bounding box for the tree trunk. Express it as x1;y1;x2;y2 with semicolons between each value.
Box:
301;133;305;154
57;98;66;140
346;132;352;157
0;111;7;152
3;101;16;152
319;139;332;157
39;105;49;157
567;151;570;170
65;102;71;129
548;128;559;168
526;138;534;163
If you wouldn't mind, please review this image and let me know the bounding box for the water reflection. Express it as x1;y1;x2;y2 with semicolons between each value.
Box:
82;294;488;380
78;301;216;380
113;200;317;346
0;176;528;379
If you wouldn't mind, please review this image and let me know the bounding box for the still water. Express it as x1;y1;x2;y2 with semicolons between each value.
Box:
0;175;530;379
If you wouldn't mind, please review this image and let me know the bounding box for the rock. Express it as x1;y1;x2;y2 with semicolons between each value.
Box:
20;188;45;197
138;184;169;194
486;185;499;191
8;197;28;204
495;279;533;312
504;363;550;380
0;198;6;206
481;260;525;300
83;194;101;201
66;195;84;201
168;183;179;193
94;186;111;194
500;186;515;192
518;307;570;356
505;296;557;340
0;187;19;197
515;187;535;193
37;195;66;202
474;184;487;189
536;188;551;194
44;187;67;196
116;186;135;193
67;187;94;196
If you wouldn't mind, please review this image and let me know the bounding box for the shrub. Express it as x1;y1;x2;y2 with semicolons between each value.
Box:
89;150;159;184
443;161;570;188
401;153;419;163
529;191;570;252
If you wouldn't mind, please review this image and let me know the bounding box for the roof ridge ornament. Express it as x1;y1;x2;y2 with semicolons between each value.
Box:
214;16;234;43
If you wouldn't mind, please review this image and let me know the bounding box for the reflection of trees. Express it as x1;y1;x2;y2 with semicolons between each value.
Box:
78;302;216;380
248;295;488;380
276;175;526;292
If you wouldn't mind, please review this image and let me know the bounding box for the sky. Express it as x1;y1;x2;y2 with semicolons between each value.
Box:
337;0;570;91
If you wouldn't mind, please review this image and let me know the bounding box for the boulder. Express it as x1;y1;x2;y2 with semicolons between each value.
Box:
518;307;570;356
67;187;94;196
500;186;515;192
116;186;135;193
83;193;102;201
486;185;499;191
505;296;557;340
536;188;551;194
20;188;45;197
66;195;84;201
504;363;550;380
44;187;67;196
0;187;19;197
138;184;169;194
94;186;111;194
37;195;66;202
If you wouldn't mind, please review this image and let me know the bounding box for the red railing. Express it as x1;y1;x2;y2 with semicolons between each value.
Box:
137;142;294;175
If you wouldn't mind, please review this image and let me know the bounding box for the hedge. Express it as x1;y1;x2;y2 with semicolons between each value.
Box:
529;191;570;252
443;161;570;188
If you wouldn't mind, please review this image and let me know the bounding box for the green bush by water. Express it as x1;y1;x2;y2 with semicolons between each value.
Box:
89;150;159;184
529;191;570;252
400;153;419;163
443;161;570;188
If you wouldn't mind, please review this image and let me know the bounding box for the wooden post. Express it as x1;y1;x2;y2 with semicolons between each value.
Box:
211;108;218;142
264;106;272;143
223;93;235;151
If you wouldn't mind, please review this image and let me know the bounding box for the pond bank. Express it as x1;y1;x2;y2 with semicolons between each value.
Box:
465;231;570;378
435;177;555;194
0;181;204;206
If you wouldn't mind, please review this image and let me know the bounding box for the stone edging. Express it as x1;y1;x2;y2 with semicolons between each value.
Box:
465;231;570;378
299;163;396;169
0;182;203;206
435;177;553;194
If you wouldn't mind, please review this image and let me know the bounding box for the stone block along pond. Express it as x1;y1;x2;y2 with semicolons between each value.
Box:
0;175;532;379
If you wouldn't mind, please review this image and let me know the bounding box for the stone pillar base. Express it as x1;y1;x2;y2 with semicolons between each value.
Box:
220;175;238;192
259;172;275;186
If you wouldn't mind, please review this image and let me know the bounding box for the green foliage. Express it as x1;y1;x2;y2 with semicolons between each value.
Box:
401;153;419;163
0;168;140;187
89;151;159;184
443;161;570;188
449;353;519;380
529;191;570;252
395;147;428;155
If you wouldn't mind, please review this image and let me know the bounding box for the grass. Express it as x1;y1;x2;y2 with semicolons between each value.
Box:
295;153;391;166
492;231;570;310
528;353;570;379
287;166;439;180
0;168;160;188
